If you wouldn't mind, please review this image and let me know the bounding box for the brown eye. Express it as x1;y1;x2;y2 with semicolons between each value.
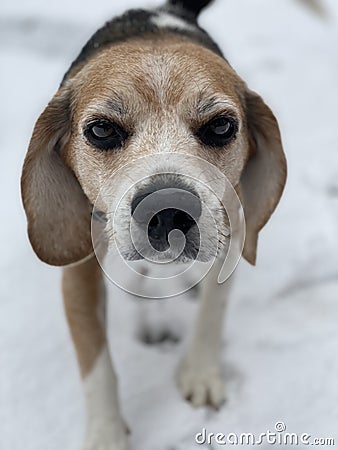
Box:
197;116;238;147
85;120;128;150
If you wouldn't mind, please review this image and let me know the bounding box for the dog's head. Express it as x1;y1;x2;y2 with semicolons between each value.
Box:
21;32;286;267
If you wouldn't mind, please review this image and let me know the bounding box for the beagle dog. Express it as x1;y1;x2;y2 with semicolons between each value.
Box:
21;0;287;449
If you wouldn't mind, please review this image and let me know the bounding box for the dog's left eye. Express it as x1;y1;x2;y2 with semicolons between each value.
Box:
85;120;128;150
197;116;238;147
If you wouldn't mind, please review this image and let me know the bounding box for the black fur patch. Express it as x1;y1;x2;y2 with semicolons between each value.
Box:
167;0;215;18
61;6;224;85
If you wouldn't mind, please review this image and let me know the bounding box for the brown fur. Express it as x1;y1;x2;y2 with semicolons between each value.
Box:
62;256;106;377
21;86;93;266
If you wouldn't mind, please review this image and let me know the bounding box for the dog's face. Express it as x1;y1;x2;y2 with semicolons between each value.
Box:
67;41;247;191
66;40;248;263
21;36;286;267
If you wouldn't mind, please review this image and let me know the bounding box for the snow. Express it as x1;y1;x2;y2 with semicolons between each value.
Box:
1;0;338;449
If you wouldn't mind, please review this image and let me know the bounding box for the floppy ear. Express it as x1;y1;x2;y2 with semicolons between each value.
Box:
21;85;93;266
240;89;287;265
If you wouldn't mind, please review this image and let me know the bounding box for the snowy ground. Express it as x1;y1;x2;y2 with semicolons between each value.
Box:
1;0;338;449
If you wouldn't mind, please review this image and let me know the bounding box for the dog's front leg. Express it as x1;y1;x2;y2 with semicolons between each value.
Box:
62;256;129;450
178;257;234;409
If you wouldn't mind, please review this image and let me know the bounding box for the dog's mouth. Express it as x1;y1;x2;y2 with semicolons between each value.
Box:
122;220;202;263
92;187;230;265
92;190;229;265
114;216;229;265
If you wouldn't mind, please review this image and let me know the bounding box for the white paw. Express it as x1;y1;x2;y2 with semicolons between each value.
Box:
83;420;130;450
177;361;226;409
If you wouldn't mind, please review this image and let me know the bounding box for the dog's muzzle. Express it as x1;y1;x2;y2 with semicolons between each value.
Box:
91;154;245;296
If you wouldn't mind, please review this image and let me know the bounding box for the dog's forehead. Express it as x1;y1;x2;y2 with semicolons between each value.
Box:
72;40;244;115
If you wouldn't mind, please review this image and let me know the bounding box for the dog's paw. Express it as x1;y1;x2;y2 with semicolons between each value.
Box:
83;420;130;450
177;362;226;409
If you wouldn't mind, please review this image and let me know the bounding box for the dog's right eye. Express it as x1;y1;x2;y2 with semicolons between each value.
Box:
84;120;128;150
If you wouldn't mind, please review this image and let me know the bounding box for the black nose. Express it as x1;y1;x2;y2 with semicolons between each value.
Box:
131;186;201;249
148;208;195;242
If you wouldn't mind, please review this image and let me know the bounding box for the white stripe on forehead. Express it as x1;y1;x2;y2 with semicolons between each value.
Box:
152;12;196;32
139;54;173;104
